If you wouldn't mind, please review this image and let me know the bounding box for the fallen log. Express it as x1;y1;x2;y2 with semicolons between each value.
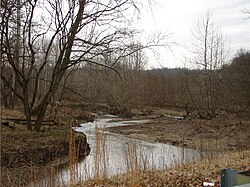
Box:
1;118;57;125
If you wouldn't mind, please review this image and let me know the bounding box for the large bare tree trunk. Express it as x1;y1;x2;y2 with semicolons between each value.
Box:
2;0;168;131
33;0;86;131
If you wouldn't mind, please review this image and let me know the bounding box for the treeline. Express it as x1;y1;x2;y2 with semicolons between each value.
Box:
73;50;249;117
2;50;249;118
67;50;249;118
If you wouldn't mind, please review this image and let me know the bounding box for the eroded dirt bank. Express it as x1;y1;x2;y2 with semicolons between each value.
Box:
0;108;90;186
106;108;250;152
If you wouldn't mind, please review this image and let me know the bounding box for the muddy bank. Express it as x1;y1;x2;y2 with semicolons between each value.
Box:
1;125;90;186
1;126;90;167
1;108;92;167
1;108;91;186
106;110;250;152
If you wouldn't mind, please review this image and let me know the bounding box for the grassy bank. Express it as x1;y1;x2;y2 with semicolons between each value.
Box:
76;150;250;187
0;108;90;186
1;125;90;167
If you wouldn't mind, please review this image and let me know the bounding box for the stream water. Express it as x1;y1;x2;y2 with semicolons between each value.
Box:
38;116;202;186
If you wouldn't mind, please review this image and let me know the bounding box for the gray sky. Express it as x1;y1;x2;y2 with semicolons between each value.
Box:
139;0;250;69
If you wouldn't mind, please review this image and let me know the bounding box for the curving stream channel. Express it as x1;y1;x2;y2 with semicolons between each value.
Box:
39;115;203;186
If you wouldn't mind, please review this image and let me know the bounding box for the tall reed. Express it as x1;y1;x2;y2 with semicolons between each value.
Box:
124;143;139;174
94;126;108;182
69;122;79;185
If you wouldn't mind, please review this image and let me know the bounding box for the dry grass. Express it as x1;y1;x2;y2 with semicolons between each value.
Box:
75;150;250;187
107;113;250;152
1;124;90;187
1;125;71;167
1;108;24;118
94;127;108;181
1;108;90;187
1;108;249;186
72;112;249;187
69;124;79;185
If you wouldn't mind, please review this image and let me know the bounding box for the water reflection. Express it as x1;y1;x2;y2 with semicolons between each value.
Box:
52;117;201;185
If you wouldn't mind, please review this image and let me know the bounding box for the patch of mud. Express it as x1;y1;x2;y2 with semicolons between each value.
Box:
106;113;250;152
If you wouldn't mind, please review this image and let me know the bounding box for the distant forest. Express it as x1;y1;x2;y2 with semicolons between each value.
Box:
2;49;250;119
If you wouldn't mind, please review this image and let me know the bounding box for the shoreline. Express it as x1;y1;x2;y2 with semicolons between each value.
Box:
79;150;250;187
105;113;250;152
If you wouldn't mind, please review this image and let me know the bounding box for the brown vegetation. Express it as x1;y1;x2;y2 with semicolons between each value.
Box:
107;108;250;152
76;150;250;187
1;1;249;186
0;108;90;186
1;0;168;131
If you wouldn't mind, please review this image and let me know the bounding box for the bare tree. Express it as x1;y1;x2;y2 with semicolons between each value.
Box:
242;8;250;19
187;12;229;118
1;0;169;131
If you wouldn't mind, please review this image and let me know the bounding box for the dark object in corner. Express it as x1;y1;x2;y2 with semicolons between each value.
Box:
221;169;250;187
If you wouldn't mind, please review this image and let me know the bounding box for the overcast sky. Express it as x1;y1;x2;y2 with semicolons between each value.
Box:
138;0;250;69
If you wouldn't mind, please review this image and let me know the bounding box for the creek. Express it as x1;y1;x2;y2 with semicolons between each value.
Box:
47;115;202;186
